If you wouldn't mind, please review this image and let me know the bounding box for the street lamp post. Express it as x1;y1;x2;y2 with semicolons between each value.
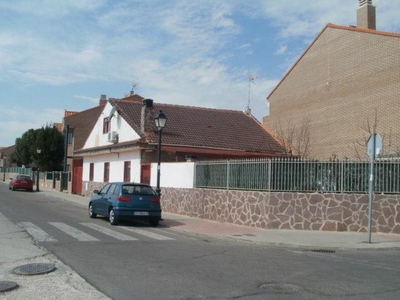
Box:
36;148;41;192
154;110;167;196
2;155;6;182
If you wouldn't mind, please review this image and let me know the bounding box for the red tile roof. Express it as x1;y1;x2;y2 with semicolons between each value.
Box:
110;99;285;155
64;104;106;150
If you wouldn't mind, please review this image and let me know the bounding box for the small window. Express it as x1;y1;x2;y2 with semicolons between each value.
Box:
123;161;131;182
67;131;74;144
104;162;110;182
103;117;110;134
89;163;94;181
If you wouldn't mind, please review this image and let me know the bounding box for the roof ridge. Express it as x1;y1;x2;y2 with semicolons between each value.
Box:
327;23;400;38
267;23;400;99
113;98;255;115
157;102;252;115
64;104;105;119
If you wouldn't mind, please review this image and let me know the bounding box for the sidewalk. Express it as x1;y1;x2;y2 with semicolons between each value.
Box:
42;189;400;251
0;210;110;299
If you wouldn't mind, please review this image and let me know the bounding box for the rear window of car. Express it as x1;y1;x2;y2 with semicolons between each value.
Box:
18;175;31;180
122;185;157;195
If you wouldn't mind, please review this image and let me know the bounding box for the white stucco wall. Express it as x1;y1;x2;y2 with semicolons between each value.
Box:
84;102;141;148
150;162;195;188
80;102;195;189
83;151;142;183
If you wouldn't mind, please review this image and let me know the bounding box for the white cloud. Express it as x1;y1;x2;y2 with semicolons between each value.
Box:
0;0;106;17
73;95;99;104
1;0;400;147
0;107;64;146
276;45;287;55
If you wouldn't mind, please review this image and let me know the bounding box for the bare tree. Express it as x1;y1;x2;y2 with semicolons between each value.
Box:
350;108;399;159
274;116;313;158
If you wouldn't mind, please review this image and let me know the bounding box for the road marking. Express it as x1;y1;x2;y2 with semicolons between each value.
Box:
80;223;138;241
119;226;175;240
48;222;99;241
18;222;57;242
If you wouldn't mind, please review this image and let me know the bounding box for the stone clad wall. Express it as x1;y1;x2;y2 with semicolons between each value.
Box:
161;188;400;234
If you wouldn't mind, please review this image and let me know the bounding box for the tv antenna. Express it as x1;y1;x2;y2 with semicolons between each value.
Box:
245;69;258;114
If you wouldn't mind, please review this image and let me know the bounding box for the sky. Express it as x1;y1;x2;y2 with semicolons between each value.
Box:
1;0;400;147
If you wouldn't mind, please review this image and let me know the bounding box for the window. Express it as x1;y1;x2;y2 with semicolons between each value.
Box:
99;184;111;195
112;184;120;195
104;162;110;182
103;117;110;134
107;184;117;195
124;161;131;182
122;184;157;195
89;163;94;181
67;131;74;144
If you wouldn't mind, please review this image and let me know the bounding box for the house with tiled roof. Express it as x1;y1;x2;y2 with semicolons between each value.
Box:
63;97;107;193
263;0;400;159
73;94;286;195
0;145;15;171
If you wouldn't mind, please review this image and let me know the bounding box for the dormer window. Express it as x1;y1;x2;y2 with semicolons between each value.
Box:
103;117;110;134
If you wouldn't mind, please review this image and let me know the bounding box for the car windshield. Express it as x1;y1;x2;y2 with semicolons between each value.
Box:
122;185;157;195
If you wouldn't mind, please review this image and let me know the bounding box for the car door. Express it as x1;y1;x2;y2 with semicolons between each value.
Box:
96;184;111;215
103;183;119;214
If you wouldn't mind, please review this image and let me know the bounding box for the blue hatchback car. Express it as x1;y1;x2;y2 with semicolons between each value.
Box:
88;182;162;226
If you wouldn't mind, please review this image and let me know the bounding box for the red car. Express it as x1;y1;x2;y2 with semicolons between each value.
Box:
9;175;34;192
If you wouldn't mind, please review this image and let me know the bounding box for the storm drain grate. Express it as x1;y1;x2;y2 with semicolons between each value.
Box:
309;249;336;254
13;263;56;276
0;281;19;293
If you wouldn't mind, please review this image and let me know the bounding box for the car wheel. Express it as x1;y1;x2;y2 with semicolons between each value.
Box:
89;204;97;218
109;208;118;225
149;220;159;227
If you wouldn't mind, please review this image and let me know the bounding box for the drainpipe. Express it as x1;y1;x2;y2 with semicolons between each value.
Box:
63;125;69;172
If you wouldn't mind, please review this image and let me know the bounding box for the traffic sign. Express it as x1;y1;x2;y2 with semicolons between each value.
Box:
367;133;382;158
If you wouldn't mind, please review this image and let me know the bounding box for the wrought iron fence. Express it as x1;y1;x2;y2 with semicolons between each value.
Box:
195;158;400;194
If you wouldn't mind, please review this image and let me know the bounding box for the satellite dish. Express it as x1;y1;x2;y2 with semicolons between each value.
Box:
109;106;117;119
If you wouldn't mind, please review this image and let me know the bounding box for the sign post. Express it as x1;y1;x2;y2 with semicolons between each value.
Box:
366;133;382;243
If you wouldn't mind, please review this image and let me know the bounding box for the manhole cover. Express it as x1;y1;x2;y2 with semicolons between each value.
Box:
13;263;56;276
259;283;301;294
0;281;19;293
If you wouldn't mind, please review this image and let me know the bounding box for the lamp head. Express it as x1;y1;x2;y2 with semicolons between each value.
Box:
154;110;167;131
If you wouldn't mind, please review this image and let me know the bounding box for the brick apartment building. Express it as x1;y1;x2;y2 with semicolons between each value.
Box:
264;0;400;159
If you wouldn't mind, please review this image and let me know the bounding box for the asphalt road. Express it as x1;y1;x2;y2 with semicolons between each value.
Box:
1;185;400;300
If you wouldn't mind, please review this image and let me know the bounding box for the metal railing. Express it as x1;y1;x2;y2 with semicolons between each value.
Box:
195;158;400;194
1;167;31;175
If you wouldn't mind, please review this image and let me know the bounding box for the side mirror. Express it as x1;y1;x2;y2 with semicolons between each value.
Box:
93;190;99;195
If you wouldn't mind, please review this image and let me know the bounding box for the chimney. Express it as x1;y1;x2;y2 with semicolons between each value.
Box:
357;0;376;30
99;94;107;106
141;99;155;133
